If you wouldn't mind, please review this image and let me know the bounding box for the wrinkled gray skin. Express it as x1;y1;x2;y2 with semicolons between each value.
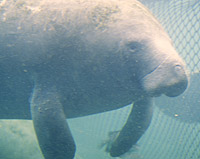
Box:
0;0;188;158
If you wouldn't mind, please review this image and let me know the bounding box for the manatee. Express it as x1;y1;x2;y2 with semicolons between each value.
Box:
0;0;188;158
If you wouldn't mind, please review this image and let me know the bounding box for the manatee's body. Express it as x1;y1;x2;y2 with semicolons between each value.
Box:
0;0;188;159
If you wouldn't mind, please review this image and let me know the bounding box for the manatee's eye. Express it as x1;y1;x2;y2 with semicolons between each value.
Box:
126;41;145;53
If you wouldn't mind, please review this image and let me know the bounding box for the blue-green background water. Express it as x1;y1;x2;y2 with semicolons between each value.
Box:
0;0;200;158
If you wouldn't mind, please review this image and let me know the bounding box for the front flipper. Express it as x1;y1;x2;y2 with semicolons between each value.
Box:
30;83;76;159
109;97;153;157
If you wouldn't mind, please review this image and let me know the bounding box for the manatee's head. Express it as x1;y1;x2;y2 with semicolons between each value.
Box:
140;40;189;97
82;0;189;98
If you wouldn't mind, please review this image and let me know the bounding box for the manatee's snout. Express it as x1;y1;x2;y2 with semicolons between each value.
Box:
141;57;189;97
164;64;188;97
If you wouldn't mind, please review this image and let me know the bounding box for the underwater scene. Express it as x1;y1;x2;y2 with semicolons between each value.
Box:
0;0;199;159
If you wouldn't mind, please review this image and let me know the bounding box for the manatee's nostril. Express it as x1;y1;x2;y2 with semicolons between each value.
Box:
174;65;186;77
175;65;182;72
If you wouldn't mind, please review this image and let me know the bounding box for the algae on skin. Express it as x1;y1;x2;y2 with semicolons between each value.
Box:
90;4;120;31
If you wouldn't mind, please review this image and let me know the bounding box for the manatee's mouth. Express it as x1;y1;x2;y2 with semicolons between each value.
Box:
139;58;168;97
140;56;170;81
